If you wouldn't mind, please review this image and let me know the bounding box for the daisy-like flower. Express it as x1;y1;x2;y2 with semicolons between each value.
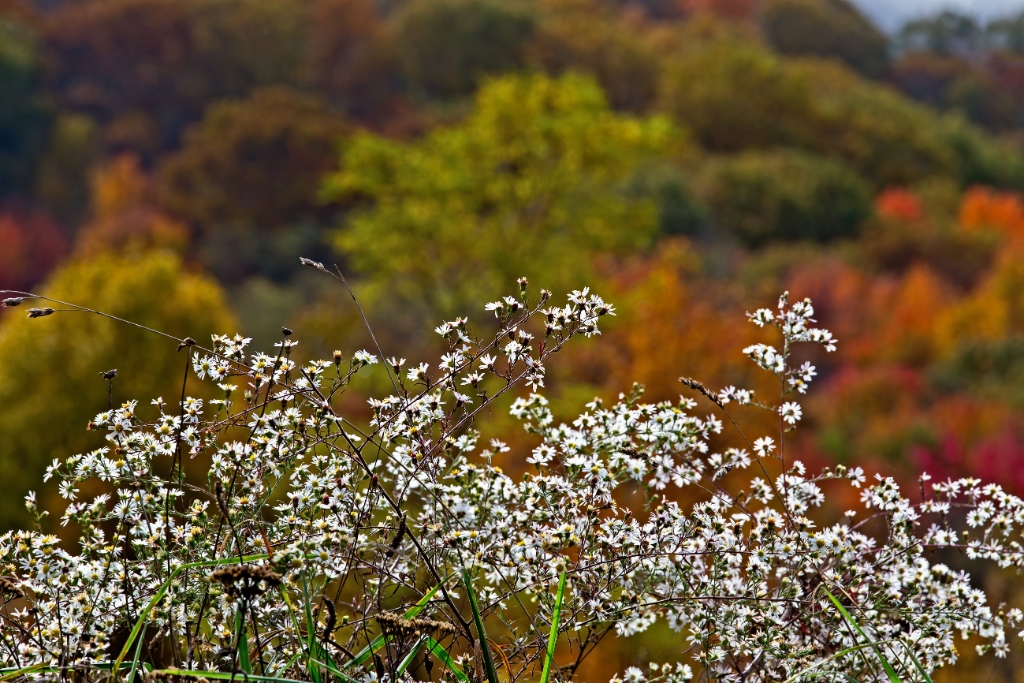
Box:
753;436;775;457
780;402;802;424
9;286;1022;683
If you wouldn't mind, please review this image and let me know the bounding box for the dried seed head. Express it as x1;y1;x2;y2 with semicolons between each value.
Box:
679;377;724;408
0;576;28;600
27;307;54;318
208;564;282;598
144;671;209;683
375;611;456;638
1;297;23;308
300;257;325;270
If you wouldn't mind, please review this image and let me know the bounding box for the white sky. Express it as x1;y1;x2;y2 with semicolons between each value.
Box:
850;0;1024;31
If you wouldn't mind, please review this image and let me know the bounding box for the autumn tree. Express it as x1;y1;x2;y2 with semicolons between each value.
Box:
0;209;67;291
304;0;400;120
44;0;306;155
322;72;679;333
526;0;669;112
0;250;234;529
761;0;889;79
393;0;536;98
157;87;348;232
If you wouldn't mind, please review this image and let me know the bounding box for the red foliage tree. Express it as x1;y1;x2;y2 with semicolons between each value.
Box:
0;208;67;291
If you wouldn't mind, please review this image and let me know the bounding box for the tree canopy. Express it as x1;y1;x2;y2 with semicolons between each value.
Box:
0;250;234;528
322;72;679;329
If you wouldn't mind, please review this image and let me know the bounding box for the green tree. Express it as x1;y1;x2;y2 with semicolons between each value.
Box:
0;250;234;529
761;0;889;79
0;10;51;198
698;149;871;246
987;12;1024;53
658;36;1024;188
393;0;536;98
898;11;984;56
322;72;678;330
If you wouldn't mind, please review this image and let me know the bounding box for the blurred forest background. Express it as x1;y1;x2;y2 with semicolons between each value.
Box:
5;0;1024;677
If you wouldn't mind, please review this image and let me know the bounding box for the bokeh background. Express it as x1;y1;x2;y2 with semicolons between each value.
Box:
4;0;1024;677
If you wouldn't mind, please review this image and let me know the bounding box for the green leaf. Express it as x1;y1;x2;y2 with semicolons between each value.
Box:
462;567;499;683
300;572;322;683
309;658;361;683
396;635;428;677
236;605;252;675
424;637;471;683
0;665;46;681
540;571;566;683
823;587;902;683
127;622;147;683
904;647;934;683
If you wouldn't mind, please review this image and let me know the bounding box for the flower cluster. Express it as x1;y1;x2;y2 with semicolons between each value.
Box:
1;284;1023;683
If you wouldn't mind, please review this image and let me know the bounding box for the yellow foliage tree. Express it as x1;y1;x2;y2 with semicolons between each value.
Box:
0;250;234;529
323;72;679;336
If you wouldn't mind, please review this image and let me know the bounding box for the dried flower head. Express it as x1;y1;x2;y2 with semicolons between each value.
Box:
208;564;282;599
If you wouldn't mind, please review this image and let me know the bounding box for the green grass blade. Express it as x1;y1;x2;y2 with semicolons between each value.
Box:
823;587;902;683
280;649;305;676
149;668;313;683
424;637;470;683
396;635;428;677
112;553;271;673
540;571;566;683
236;605;252;675
899;643;934;683
300;573;322;683
0;664;46;681
344;577;449;668
127;622;146;683
462;567;499;683
308;658;362;683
